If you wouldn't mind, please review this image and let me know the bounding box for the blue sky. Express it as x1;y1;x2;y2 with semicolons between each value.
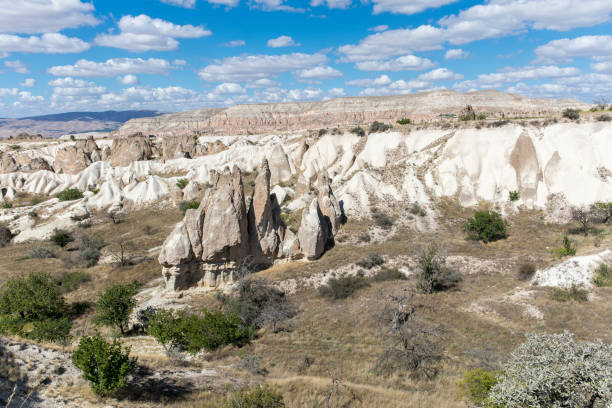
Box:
0;0;611;117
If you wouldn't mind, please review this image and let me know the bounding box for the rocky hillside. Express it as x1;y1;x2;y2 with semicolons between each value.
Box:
114;90;588;137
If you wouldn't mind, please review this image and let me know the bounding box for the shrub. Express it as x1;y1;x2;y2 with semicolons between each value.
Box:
318;128;327;136
50;228;74;247
372;210;393;229
549;284;588;302
517;263;536;281
176;178;189;189
349;126;365;137
222;385;285;408
409;202;427;217
27;246;56;259
319;276;370;299
72;334;137;396
592;201;612;224
1;201;12;209
487;120;509;128
56;271;91;293
593;263;612;287
370;268;406;282
562;108;580;120
0;272;70;342
179;200;200;215
459;368;499;407
554;235;576;258
356;252;384;269
489;332;611;408
79;247;101;267
463;210;508;243
417;245;461;293
57;188;83;201
94;281;140;335
508;190;520;201
10;144;20;150
596;114;611;122
396;118;412;125
369;121;392;133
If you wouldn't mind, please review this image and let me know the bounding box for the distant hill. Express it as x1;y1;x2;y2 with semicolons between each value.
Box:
0;110;164;139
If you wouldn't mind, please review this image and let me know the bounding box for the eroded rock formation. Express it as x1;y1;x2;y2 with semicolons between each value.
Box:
159;159;342;291
109;132;154;167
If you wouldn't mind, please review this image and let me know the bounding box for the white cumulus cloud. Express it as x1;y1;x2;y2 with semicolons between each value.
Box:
4;60;28;73
267;35;300;48
118;75;139;85
372;0;458;15
445;48;469;59
0;33;89;54
0;0;98;34
20;78;35;87
48;58;171;77
535;35;612;62
294;66;342;80
355;55;436;71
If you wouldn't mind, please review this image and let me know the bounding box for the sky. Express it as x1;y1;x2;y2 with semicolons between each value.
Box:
0;0;611;117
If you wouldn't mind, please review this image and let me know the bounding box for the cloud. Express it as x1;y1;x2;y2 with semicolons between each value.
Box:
118;75;139;85
591;61;612;73
310;0;351;9
328;87;345;97
294;66;342;80
252;0;304;12
95;14;211;52
224;40;245;47
355;55;436;71
0;0;98;34
48;58;171;77
173;59;187;66
453;65;581;91
4;60;28;73
49;77;106;100
369;25;388;32
417;68;462;81
246;78;281;88
372;0;458;15
346;74;392;87
198;52;327;82
159;0;197;7
445;48;469;60
534;35;612;62
252;87;324;102
20;78;35;87
212;82;246;95
0;88;18;97
267;35;300;48
0;33;89;54
505;73;612;100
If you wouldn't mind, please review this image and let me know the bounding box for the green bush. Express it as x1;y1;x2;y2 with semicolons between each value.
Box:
222;385;285;408
57;188;83;201
27;246;56;259
554;235;576;258
596;114;611;122
459;368;499;407
72;334;137;396
148;308;253;354
50;228;74;247
370;268;406;282
318;276;370;299
489;332;611;408
508;190;520;201
79;247;101;267
94;281;140;335
463;210;508;243
593;263;612;287
179;200;200;215
369;121;392;133
0;272;70;342
549;284;588;302
593;201;612;223
350;126;365;137
372;209;393;229
56;271;91;293
1;201;12;209
396;118;412;125
517;262;536;281
476;113;487;120
562;108;580;120
417;245;461;293
176;178;189;189
356;252;384;269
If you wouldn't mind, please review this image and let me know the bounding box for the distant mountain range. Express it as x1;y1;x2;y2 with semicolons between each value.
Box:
0;110;164;139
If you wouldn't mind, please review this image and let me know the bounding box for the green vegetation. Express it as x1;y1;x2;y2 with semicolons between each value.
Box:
0;272;71;343
549;284;588;302
369;121;392;133
369;268;407;282
349;126;365;137
179;200;200;215
489;332;611;407
476;113;487;120
517;262;536;281
508;190;520;201
176;178;189;189
26;246;56;259
56;271;91;293
554;235;576;258
396;118;412;125
57;188;83;201
222;385;285;408
596;114;611;122
1;201;12;209
319;276;370;299
463;210;508;243
562;108;580;120
593;201;612;223
72;334;137;396
417;245;461;293
593;263;612;287
371;208;393;229
50;228;74;247
356;252;384;269
459;368;499;407
94;281;140;335
10;145;21;150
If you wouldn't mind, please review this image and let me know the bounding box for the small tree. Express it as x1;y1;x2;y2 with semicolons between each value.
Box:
459;368;499;407
374;289;443;379
94;281;139;335
463;210;508;243
592;201;612;224
72;334;137;396
562;108;580;120
570;206;592;236
417;245;461;293
50;228;74;247
489;332;611;408
108;239;134;266
176;178;189;189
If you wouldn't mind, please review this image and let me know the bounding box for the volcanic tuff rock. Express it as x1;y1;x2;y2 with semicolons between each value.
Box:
114;90;589;137
158;159;342;290
109;132;155;166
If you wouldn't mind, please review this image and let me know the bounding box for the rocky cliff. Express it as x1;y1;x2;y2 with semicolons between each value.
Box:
114;90;588;137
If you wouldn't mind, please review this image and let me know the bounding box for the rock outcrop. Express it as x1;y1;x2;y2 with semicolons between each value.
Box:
159;160;342;291
162;134;201;160
109;132;154;167
52;136;102;174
